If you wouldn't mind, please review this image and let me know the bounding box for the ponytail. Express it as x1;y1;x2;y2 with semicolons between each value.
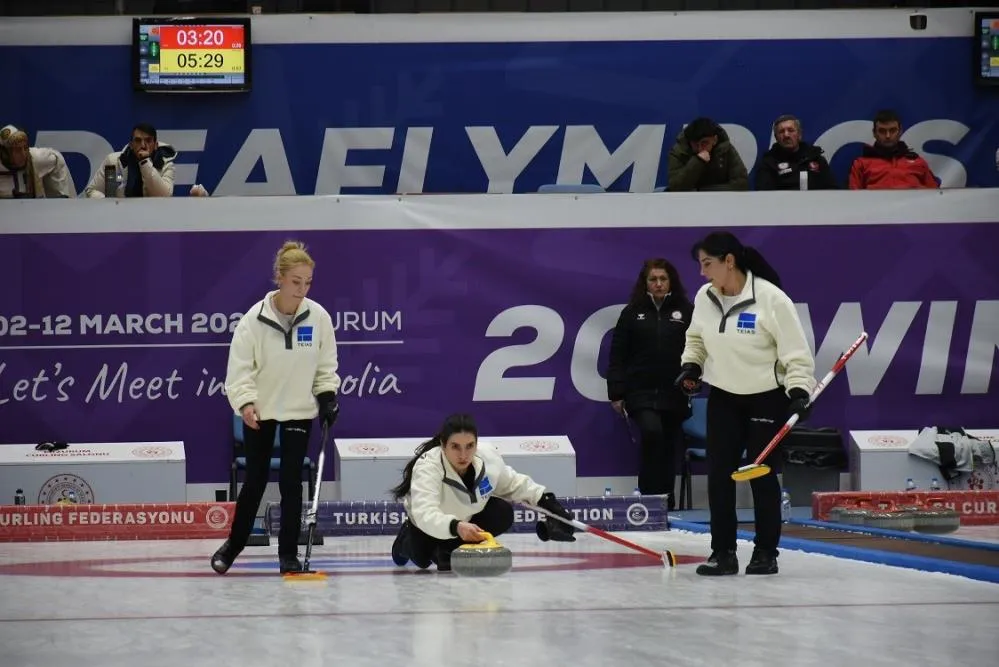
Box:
741;246;782;290
389;436;441;500
389;413;479;500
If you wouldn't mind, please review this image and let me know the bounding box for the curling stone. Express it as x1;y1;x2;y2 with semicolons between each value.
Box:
837;507;872;525
827;506;847;523
451;532;513;578
864;502;915;532
910;496;961;535
829;497;874;526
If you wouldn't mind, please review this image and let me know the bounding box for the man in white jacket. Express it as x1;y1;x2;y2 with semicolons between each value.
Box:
211;241;341;576
676;231;815;577
84;123;175;198
389;413;576;571
0;125;75;198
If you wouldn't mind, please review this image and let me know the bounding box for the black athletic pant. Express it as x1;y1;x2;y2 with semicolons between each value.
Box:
705;387;789;553
409;497;514;569
631;409;683;504
228;419;312;557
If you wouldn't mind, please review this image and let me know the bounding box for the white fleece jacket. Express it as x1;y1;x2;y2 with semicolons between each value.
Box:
84;145;175;198
681;271;816;397
225;291;341;421
404;441;547;541
0;147;75;198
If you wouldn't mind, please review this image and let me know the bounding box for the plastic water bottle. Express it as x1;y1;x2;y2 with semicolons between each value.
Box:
905;478;917;491
632;487;641;496
780;489;792;523
930;477;942;491
14;488;25;506
604;487;612;497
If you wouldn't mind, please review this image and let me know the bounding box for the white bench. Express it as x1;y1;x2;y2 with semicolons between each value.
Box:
333;435;577;501
0;441;187;505
849;429;998;491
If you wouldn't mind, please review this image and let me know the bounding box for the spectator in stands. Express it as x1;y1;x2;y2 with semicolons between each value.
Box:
0;124;75;198
84;123;176;198
755;115;837;190
667;118;749;192
849;110;938;190
388;413;576;572
606;258;692;508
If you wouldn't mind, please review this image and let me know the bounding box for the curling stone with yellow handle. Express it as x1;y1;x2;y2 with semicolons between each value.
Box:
450;532;513;577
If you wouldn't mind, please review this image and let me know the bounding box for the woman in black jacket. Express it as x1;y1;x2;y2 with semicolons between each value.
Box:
606;258;693;508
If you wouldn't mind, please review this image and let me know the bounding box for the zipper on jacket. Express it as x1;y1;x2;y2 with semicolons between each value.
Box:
440;452;486;503
706;277;757;333
654;299;662;401
256;302;311;350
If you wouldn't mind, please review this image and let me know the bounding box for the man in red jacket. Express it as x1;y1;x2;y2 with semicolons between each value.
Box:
849;110;938;190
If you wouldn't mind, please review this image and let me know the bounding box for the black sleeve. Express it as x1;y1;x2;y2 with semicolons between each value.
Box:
814;157;839;190
754;161;778;191
606;306;631;401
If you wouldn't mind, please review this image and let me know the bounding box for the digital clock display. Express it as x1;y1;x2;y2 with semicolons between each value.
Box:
133;18;251;92
979;17;999;83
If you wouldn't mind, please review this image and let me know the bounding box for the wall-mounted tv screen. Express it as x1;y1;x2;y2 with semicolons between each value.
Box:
132;17;251;93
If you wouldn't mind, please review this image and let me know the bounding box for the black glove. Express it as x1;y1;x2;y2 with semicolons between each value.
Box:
787;387;812;422
674;363;703;397
535;491;576;543
316;391;339;428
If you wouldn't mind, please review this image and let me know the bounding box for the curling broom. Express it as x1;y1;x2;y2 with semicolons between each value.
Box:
284;422;331;581
731;331;868;482
526;502;676;568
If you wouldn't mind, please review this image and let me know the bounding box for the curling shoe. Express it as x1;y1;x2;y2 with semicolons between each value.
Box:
745;548;779;575
210;540;239;575
391;520;412;566
695;549;739;576
434;546;453;572
279;554;303;574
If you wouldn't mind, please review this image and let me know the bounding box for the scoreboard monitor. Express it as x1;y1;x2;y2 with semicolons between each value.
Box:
133;17;252;93
975;12;999;88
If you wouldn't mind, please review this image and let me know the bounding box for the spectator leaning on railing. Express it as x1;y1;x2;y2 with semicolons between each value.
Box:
0;124;75;198
754;115;837;191
667;117;749;192
84;123;176;198
848;110;938;190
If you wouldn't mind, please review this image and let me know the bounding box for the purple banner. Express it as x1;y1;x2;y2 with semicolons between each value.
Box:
264;494;671;537
1;220;997;484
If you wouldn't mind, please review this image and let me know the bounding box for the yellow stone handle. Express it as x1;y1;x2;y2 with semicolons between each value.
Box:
461;531;500;549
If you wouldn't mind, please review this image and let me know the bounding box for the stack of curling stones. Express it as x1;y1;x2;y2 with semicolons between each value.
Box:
827;495;960;534
451;532;513;577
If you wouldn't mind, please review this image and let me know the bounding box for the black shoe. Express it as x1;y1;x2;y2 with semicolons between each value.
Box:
695;550;739;576
279;555;303;574
745;548;779;575
435;547;453;572
210;540;239;575
392;520;411;567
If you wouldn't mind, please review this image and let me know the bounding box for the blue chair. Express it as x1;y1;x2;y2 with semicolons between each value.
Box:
536;183;606;193
678;396;750;510
229;413;316;503
678;397;707;510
